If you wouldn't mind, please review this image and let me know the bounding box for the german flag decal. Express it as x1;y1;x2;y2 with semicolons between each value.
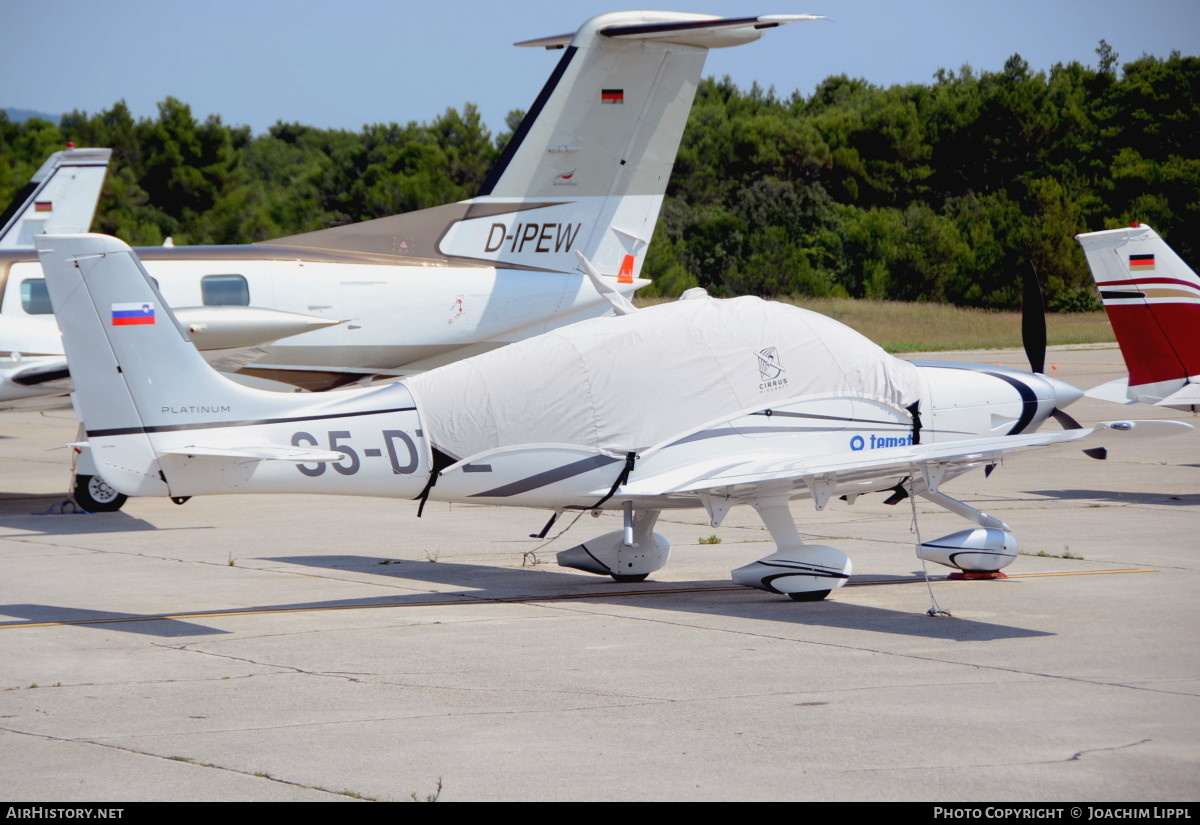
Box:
1129;254;1156;271
601;89;624;104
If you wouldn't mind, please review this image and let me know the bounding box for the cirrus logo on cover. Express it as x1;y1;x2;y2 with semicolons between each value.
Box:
756;347;788;392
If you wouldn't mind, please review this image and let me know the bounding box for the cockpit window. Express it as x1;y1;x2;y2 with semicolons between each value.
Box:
20;279;53;314
201;274;249;306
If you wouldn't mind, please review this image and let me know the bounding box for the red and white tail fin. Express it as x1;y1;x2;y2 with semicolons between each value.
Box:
1076;224;1200;410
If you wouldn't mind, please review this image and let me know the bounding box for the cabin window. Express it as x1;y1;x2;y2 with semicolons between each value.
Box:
20;279;53;314
201;274;249;306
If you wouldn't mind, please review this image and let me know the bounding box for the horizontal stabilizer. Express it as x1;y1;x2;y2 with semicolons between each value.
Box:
1084;377;1134;405
1155;382;1200;409
516;13;823;49
160;445;345;462
7;357;70;387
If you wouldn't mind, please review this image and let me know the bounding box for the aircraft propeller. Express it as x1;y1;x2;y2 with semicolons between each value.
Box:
1023;264;1101;451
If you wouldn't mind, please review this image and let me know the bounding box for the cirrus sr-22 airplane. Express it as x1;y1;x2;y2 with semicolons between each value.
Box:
34;228;1190;601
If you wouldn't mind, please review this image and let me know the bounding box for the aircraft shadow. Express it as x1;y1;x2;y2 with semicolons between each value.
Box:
0;604;229;637
262;554;1052;642
0;507;166;535
0;496;184;535
1027;489;1200;506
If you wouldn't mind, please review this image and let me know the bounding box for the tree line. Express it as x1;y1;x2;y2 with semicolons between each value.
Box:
2;44;1195;311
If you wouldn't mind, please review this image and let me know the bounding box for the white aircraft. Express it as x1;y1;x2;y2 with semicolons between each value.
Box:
35;232;1189;600
0;147;111;398
1077;223;1200;412
0;149;341;406
0;146;111;250
0;11;820;394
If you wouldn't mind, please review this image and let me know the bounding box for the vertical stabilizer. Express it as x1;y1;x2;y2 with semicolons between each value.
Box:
0;148;111;249
266;13;819;283
1077;224;1200;408
34;234;331;494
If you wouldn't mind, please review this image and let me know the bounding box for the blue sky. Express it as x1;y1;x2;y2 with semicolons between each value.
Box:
2;0;1197;137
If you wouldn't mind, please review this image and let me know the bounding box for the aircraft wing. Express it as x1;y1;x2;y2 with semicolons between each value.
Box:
624;430;1089;498
623;421;1188;502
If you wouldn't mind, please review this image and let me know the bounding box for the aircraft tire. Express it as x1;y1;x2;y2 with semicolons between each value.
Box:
73;474;127;512
787;589;831;602
611;573;650;583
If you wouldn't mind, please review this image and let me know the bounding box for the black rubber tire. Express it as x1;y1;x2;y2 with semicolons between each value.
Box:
787;589;831;602
611;573;650;583
73;474;127;512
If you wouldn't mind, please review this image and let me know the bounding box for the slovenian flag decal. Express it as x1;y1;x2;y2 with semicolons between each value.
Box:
111;302;156;326
1129;254;1155;271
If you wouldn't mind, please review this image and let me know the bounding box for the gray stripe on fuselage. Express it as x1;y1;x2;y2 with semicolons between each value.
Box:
468;453;621;498
87;406;417;438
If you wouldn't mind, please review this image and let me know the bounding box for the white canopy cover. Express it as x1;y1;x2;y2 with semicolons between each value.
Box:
404;294;922;461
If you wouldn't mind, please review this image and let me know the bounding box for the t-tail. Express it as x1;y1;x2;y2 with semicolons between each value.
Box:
0;148;111;249
1076;223;1200;411
34;234;431;500
264;12;820;282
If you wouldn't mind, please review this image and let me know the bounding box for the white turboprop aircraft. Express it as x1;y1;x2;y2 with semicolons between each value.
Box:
0;149;340;406
1077;223;1200;412
35;232;1190;600
0;11;820;395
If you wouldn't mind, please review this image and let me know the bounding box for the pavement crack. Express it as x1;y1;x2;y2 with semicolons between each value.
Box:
1061;738;1152;762
154;641;365;683
0;726;364;800
842;738;1154;774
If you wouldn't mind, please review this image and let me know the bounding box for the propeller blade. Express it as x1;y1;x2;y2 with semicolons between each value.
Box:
1049;408;1108;459
1050;408;1083;430
1022;264;1047;374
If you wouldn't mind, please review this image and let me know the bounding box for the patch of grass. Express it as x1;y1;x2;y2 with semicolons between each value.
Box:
411;778;443;802
226;552;235;567
635;296;1115;353
1027;548;1085;560
338;789;379;801
698;535;722;545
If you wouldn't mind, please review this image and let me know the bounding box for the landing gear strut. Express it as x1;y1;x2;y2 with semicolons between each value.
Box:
557;507;670;582
731;495;851;600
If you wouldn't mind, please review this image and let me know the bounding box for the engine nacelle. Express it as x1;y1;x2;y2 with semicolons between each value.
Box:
557;530;671;579
917;527;1019;573
731;545;852;596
